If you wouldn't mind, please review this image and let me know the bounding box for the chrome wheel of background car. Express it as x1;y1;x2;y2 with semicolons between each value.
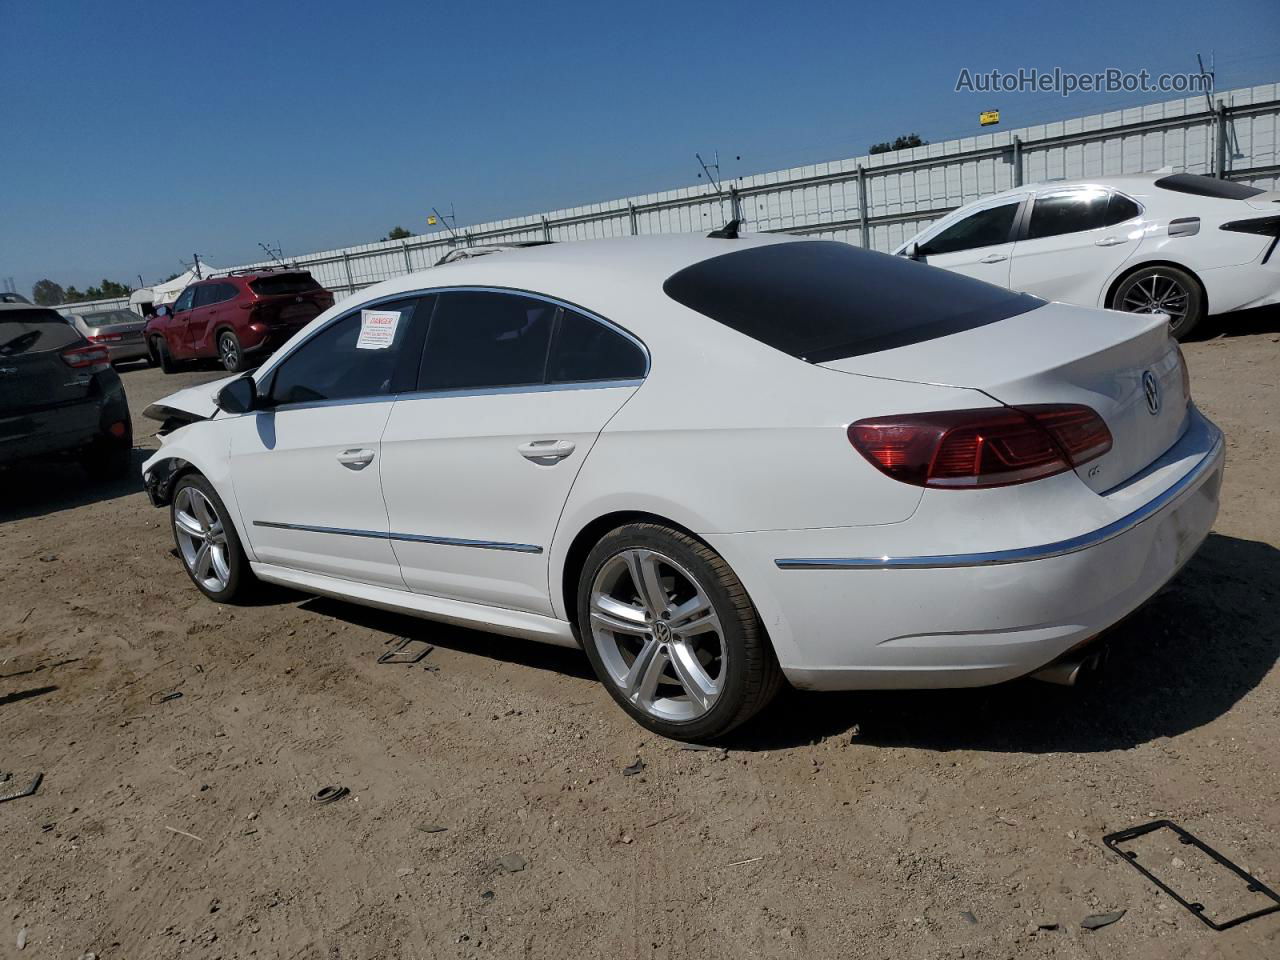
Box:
588;548;726;722
1120;273;1189;327
218;332;242;372
173;485;232;593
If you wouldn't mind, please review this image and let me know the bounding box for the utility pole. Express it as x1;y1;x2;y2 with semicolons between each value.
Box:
696;151;723;194
430;206;459;241
192;253;203;279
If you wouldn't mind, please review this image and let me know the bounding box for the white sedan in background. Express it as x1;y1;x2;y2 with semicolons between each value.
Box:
895;172;1280;338
141;234;1223;740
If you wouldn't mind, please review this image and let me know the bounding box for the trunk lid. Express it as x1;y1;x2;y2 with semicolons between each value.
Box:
820;302;1188;493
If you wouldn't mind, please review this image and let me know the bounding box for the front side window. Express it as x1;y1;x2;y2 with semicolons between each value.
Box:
918;202;1020;256
417;291;556;391
173;288;195;313
548;308;647;383
268;297;422;405
1026;190;1112;239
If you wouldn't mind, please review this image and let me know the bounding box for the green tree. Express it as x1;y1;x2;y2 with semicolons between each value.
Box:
869;133;928;155
31;279;65;306
383;225;413;241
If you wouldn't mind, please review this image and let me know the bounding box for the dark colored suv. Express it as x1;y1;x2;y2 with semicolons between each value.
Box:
144;269;334;373
0;303;132;478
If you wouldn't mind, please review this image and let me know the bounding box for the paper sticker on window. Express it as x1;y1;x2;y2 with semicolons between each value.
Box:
356;309;400;350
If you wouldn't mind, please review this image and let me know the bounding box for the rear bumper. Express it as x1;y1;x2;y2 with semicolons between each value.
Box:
106;341;149;363
0;403;105;465
707;409;1224;690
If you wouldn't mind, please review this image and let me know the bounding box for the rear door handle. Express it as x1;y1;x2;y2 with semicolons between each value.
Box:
1095;236;1127;247
337;448;375;470
517;439;576;463
979;253;1008;263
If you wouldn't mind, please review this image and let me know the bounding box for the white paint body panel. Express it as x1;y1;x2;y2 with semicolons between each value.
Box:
897;174;1280;316
141;233;1224;691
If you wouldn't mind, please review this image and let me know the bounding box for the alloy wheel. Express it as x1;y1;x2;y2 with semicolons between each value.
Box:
1120;273;1189;327
173;485;232;592
588;548;726;722
219;333;240;371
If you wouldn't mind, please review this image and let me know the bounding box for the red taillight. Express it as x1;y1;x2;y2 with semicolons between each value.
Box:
60;343;111;370
848;404;1112;489
1177;345;1192;406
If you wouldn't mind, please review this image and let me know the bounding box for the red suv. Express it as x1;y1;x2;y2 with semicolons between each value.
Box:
145;269;334;373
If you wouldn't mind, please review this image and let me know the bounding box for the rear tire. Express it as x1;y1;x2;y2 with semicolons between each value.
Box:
577;523;782;741
80;428;133;481
1110;265;1205;340
218;330;244;372
152;335;178;374
170;473;254;603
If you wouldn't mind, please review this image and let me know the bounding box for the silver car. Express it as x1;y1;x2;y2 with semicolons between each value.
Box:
64;308;151;365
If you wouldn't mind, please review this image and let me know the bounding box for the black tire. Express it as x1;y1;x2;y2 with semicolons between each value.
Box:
1110;264;1205;340
218;330;244;372
80;426;133;481
170;473;254;603
576;522;783;741
152;335;178;374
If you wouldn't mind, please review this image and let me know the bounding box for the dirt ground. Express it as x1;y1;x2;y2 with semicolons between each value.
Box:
2;309;1279;960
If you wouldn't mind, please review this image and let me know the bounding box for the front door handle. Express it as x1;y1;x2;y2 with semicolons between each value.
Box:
337;448;375;470
1095;236;1127;247
517;439;576;463
979;253;1008;263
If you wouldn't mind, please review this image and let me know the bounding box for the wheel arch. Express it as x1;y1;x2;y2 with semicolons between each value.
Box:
1104;259;1209;315
557;510;710;634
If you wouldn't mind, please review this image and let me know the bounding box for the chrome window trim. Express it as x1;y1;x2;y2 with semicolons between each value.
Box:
775;430;1222;571
254;285;650;403
253;520;542;554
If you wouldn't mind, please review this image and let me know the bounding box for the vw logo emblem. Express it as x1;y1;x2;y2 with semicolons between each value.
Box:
653;620;673;644
1142;370;1161;416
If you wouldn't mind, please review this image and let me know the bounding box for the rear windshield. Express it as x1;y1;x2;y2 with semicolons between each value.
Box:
83;309;141;326
251;274;322;296
0;309;81;356
662;240;1043;362
1154;173;1265;200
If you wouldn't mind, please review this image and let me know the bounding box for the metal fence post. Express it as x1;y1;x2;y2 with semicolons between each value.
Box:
1214;101;1228;178
401;242;413;274
628;202;638;236
541;217;552;241
856;165;870;248
1012;135;1024;187
341;252;354;292
729;186;743;224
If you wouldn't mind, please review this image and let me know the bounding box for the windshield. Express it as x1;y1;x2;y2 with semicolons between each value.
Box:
662;240;1044;362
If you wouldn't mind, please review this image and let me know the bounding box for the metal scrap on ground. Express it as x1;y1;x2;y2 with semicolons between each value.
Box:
377;638;435;665
0;772;43;805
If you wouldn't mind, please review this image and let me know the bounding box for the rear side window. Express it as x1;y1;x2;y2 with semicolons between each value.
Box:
548;309;646;383
193;284;219;308
269;297;423;405
1107;193;1142;224
418;291;556;391
663;241;1043;363
1154;173;1265;200
0;308;82;356
1027;190;1112;239
252;274;322;296
918;202;1019;255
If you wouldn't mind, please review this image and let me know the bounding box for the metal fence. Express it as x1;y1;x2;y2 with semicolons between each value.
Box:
56;81;1280;313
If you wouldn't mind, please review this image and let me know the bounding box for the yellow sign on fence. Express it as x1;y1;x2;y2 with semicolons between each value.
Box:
979;110;1000;127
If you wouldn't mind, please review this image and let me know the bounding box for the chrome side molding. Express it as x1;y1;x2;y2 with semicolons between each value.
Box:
776;430;1223;571
252;520;543;554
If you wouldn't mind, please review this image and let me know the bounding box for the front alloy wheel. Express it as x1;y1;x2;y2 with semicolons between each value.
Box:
170;474;251;602
578;523;782;740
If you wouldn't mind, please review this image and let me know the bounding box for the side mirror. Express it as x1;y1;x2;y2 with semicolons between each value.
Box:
154;305;171;318
903;242;923;261
216;376;259;414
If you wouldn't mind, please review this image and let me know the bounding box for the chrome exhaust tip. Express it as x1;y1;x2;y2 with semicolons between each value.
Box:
1031;647;1108;687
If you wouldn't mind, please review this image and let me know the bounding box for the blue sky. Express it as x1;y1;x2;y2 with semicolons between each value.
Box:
2;0;1278;295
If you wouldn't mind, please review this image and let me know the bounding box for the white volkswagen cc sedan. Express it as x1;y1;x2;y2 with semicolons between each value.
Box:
142;233;1224;740
894;172;1280;339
